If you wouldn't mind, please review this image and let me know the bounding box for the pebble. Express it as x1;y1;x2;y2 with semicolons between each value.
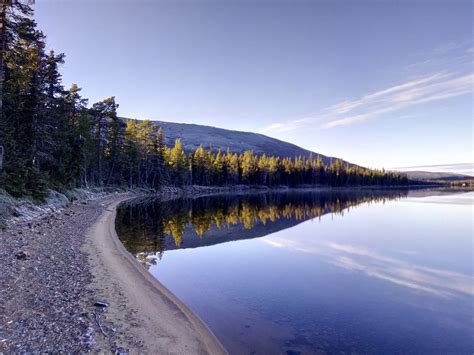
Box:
94;301;109;308
14;251;28;260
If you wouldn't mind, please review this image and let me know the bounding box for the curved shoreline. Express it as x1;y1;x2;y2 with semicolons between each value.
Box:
83;196;226;354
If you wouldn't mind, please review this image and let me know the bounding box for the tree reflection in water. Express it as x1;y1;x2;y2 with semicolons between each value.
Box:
116;190;408;268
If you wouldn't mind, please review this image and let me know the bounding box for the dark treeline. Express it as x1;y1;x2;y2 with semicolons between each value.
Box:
0;3;408;200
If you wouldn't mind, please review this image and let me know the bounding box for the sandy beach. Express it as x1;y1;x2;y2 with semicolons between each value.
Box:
84;196;226;354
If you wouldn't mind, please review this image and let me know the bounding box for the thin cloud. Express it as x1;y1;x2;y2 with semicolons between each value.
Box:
325;72;448;115
259;117;320;134
322;72;473;128
323;106;396;129
259;71;472;133
259;41;473;133
393;163;474;176
405;40;473;74
262;236;473;299
328;243;473;298
395;163;473;170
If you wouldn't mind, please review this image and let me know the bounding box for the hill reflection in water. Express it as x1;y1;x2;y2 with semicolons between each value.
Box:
116;190;408;266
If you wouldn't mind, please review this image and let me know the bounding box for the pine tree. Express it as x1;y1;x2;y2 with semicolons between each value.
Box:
90;97;119;185
63;84;89;187
168;139;187;186
1;4;48;198
154;127;168;186
257;154;268;185
240;150;258;184
191;145;210;185
225;149;239;184
104;107;123;185
213;149;225;185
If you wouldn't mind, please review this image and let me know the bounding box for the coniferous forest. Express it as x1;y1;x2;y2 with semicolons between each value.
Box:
0;3;408;200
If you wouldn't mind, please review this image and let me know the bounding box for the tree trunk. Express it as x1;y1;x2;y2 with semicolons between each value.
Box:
0;1;7;171
96;117;102;185
0;0;7;115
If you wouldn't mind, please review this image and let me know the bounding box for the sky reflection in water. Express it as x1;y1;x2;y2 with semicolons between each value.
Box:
116;190;473;354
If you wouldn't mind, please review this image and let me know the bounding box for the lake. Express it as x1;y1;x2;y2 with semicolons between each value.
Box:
116;189;473;354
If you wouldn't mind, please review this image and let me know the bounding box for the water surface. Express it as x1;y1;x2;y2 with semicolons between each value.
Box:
116;190;473;354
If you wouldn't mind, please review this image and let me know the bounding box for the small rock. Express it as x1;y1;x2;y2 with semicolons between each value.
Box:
94;301;109;308
15;251;28;260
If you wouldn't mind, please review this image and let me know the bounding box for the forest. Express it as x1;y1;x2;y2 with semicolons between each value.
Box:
0;3;408;200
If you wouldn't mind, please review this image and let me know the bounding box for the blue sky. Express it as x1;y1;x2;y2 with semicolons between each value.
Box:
34;0;473;174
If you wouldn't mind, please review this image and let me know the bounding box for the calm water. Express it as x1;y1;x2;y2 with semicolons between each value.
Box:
116;190;474;354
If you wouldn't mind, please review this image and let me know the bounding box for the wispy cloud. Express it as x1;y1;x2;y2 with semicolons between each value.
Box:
259;41;473;133
259;119;314;134
322;72;473;128
393;163;474;176
262;236;474;299
324;72;448;115
328;243;473;298
260;71;473;133
406;39;473;73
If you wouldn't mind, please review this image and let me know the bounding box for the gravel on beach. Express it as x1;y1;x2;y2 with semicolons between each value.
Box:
0;185;244;353
0;194;134;353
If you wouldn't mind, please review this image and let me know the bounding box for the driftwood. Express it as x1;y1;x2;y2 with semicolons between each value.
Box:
93;311;107;337
93;301;109;308
0;145;3;170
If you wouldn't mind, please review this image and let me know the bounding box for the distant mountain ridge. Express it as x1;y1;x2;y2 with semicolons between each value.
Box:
122;118;340;165
403;171;472;181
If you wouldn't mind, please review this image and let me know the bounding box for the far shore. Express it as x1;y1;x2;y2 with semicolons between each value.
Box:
1;183;463;225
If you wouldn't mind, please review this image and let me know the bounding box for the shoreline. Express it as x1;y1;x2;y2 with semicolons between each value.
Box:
83;196;226;354
1;185;467;352
0;183;449;224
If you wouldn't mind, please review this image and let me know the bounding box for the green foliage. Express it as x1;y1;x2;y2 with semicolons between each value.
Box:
183;148;408;187
167;139;188;186
123;120;168;187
